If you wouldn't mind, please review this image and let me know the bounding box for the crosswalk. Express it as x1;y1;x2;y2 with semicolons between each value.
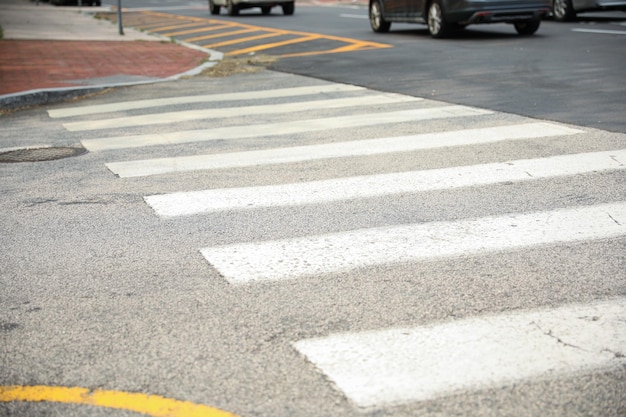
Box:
48;78;626;410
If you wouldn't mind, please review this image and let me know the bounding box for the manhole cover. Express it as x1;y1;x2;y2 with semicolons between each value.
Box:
0;147;87;163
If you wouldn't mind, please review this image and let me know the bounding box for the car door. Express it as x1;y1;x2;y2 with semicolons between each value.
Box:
383;0;412;18
407;0;426;19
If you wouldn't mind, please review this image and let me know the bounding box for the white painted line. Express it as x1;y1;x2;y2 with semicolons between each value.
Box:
63;94;421;131
47;84;366;118
107;122;582;178
145;149;625;216
340;13;369;18
200;202;626;284
293;298;626;408
572;28;626;35
82;105;491;151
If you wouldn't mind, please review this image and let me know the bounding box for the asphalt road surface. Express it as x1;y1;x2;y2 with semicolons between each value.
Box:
2;2;626;417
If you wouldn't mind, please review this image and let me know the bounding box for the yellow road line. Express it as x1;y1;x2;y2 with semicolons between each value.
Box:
279;41;392;57
227;35;320;55
202;32;284;48
162;24;233;37
127;10;392;57
0;385;240;417
149;21;206;32
142;10;227;26
185;28;258;43
139;10;360;41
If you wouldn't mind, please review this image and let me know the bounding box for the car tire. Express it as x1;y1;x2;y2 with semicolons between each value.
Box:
514;18;540;35
427;0;452;38
261;6;272;14
209;0;221;15
552;0;576;21
369;0;391;33
282;2;295;15
227;0;239;15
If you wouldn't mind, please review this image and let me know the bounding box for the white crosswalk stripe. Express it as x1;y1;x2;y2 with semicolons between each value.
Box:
144;149;625;216
81;105;492;151
51;80;626;410
63;94;422;131
293;298;626;408
47;84;366;118
107;122;581;177
200;202;626;284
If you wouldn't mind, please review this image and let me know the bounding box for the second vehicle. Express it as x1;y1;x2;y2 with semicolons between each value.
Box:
551;0;626;21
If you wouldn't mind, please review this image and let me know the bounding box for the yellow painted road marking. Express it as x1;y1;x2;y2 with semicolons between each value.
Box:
149;22;206;32
0;385;240;417
163;24;233;37
185;28;259;43
122;10;391;57
227;35;320;55
280;42;393;58
202;32;284;49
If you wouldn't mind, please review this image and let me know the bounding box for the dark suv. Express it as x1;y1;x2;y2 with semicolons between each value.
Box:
369;0;550;37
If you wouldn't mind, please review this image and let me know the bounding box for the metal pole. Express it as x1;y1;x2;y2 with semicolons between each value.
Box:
117;0;124;35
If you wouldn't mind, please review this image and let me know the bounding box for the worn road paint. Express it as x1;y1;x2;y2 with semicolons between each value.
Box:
294;298;626;408
48;84;365;118
0;385;239;417
144;148;623;216
63;94;420;131
84;105;491;152
201;201;626;283
572;28;626;35
105;121;580;178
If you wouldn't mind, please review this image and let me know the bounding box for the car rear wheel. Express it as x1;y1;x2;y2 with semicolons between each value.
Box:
369;0;391;33
553;0;576;21
514;18;541;35
282;2;295;15
227;0;239;15
209;0;221;14
427;0;452;38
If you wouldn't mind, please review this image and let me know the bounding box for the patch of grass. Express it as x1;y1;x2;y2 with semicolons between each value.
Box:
200;54;278;77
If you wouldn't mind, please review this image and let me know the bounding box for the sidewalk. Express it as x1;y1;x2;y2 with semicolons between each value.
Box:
0;0;220;109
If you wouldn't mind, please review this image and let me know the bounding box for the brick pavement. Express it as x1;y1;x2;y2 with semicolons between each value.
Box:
0;40;209;96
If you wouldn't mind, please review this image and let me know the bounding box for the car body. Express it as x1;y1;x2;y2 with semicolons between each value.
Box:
49;0;101;5
369;0;550;37
551;0;626;20
208;0;295;15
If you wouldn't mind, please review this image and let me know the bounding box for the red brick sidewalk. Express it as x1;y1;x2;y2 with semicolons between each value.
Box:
0;40;209;96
